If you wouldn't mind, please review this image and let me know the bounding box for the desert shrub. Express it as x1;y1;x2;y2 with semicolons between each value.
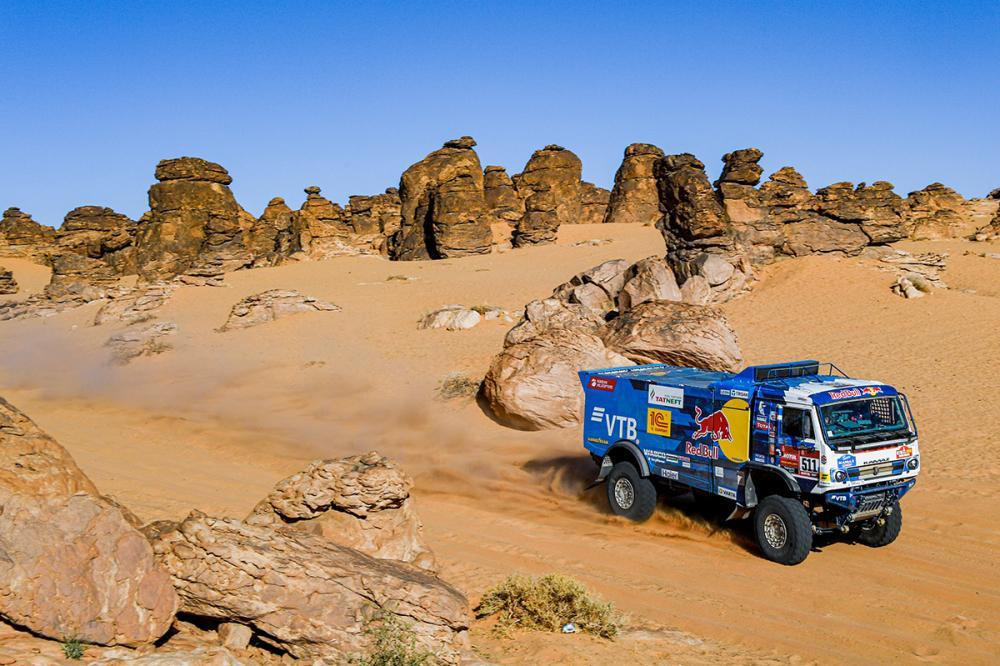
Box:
353;612;435;666
474;574;623;639
61;636;85;660
437;372;481;400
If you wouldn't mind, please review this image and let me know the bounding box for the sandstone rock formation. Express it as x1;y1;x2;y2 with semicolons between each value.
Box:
579;182;611;225
513;145;583;246
345;188;403;251
293;186;356;259
93;283;175;326
617;255;682;311
503;298;605;347
133;157;254;284
552;258;630;318
151;512;470;663
973;205;1000;241
0;397;177;647
0;207;56;263
482;330;633;430
906;183;971;239
106;322;177;363
45;206;137;298
246;452;436;570
391;137;491;260
249;197;298;265
0;267;16;294
601;301;743;371
604;143;665;225
218;289;340;331
483;166;524;224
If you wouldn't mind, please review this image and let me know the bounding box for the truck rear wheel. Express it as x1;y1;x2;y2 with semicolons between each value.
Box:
855;502;902;547
754;495;812;565
606;461;656;522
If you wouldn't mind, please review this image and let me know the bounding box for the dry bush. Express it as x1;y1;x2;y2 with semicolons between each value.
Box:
474;574;623;639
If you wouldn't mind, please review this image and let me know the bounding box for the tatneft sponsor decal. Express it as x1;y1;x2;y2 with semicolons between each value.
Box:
827;386;884;400
717;487;737;500
648;384;684;409
647;408;672;437
660;468;679;480
896;444;913;459
685;441;718;459
588;376;617;392
837;454;857;469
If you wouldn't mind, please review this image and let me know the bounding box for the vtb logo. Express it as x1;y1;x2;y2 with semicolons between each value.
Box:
591;406;637;440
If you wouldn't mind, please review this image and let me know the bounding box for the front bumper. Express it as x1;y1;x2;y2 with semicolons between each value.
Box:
822;478;916;522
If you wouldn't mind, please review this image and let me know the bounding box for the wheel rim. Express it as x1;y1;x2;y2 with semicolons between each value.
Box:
762;513;788;549
613;477;635;510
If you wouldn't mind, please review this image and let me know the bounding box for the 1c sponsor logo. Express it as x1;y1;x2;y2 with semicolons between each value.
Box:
647;408;672;437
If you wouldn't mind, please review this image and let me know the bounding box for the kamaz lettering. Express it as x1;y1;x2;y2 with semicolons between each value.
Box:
580;360;920;565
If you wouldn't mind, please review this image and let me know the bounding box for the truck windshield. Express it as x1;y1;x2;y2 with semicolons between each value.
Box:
820;396;910;445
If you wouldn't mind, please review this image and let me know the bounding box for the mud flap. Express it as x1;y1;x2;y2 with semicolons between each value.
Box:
585;455;614;490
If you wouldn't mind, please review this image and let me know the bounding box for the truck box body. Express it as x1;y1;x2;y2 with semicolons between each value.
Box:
579;361;919;527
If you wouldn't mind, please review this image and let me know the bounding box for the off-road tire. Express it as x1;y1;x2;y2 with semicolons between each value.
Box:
754;495;813;565
606;461;656;522
856;502;903;547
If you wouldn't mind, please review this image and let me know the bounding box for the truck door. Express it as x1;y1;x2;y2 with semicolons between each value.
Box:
708;395;750;501
776;404;820;486
751;399;779;464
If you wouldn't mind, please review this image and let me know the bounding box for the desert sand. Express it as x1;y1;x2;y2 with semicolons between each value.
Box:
1;223;997;664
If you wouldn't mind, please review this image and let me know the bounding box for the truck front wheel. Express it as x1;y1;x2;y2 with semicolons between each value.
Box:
754;496;813;565
855;502;903;547
606;462;656;522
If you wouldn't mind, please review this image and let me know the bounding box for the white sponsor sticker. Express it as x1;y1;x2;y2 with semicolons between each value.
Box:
718;487;737;500
648;384;684;409
714;466;724;478
660;468;679;480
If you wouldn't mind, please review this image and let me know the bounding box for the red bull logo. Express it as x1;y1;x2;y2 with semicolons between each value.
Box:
828;386;883;400
862;386;883;396
693;406;732;442
685;441;719;459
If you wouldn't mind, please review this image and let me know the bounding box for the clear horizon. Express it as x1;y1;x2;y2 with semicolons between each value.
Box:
2;0;997;227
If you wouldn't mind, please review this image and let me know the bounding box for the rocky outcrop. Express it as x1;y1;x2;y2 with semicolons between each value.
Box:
219;289;340;331
0;207;56;263
106;322;177;363
93;283;175;326
604;143;665;226
45;206;137;298
151;512;470;663
249;197;298;265
601;301;743;371
391;137;491;260
815;181;908;244
579;182;610;225
0;267;17;294
513;145;582;246
906;183;970;239
973;205;1000;241
246;452;436;570
345;188;403;252
617;255;682;311
0;396;177;646
552;258;630;319
483;166;524;224
133;157;253;284
483;330;633;430
295;186;371;259
419;305;481;331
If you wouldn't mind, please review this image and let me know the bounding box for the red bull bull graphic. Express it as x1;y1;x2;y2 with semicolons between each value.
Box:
693;406;732;442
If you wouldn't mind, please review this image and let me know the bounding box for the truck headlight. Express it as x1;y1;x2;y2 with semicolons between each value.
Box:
834;470;848;483
907;457;919;471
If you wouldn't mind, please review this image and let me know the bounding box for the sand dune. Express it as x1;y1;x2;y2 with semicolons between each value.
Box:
1;224;997;664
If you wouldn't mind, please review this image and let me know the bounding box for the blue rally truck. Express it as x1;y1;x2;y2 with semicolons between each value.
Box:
580;361;920;565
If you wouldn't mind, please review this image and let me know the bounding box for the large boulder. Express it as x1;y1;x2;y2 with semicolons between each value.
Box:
604;143;665;225
44;206;137;298
655;153;730;241
133;157;254;283
151;512;470;663
617;256;682;311
906;183;971;239
106;322;177;364
0;207;56;264
0;397;178;646
503;297;605;347
782;219;870;256
249;197;298;265
246;452;435;570
552;258;630;318
483;329;633;430
600;301;742;371
391;137;491;260
512;145;582;246
815;181;907;244
345;188;403;251
483;166;524;224
0;266;17;294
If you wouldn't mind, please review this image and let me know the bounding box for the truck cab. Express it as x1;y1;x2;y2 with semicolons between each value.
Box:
580;361;920;565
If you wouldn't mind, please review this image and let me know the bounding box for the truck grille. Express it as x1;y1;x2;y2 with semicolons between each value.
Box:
849;460;904;481
856;492;886;514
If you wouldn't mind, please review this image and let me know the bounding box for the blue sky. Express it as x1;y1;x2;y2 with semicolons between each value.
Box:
1;1;997;226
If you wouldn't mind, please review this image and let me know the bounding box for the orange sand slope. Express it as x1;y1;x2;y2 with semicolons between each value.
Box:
1;225;997;664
